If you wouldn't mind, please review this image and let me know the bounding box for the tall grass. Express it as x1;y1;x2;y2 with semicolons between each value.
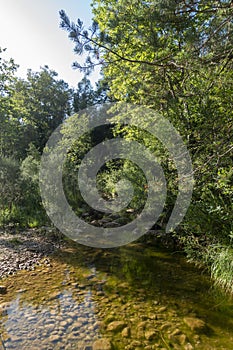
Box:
210;246;233;295
182;234;233;296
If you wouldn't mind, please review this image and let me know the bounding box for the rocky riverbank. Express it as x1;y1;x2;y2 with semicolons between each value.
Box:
0;227;64;279
0;223;176;281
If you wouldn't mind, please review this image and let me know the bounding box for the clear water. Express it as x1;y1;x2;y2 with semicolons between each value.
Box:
0;242;233;349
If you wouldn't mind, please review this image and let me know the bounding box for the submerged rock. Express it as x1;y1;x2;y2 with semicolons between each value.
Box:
107;321;127;332
0;302;10;316
48;334;61;343
127;340;142;349
122;326;131;338
157;306;167;313
145;329;158;340
179;334;188;345
93;338;113;350
183;317;207;333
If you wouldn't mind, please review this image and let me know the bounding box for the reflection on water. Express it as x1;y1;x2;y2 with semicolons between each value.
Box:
0;243;233;350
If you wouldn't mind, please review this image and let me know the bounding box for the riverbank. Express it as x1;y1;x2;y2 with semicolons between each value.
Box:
0;225;176;280
0;227;64;279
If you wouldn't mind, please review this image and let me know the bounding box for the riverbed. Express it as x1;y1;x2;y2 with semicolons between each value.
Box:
0;238;233;349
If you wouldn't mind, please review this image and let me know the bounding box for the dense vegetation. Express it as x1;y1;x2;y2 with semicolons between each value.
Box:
0;0;232;293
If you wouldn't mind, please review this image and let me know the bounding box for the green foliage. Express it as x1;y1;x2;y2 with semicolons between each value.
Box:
18;145;47;226
73;76;96;112
12;66;72;154
0;149;47;227
0;48;22;158
93;1;233;239
0;157;21;212
0;50;75;227
60;1;233;293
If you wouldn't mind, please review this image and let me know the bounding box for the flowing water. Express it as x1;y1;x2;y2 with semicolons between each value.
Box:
0;241;233;349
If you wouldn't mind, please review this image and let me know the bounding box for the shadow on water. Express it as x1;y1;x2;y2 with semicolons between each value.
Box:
0;239;233;349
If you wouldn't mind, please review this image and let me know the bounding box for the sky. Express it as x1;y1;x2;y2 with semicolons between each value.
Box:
0;0;100;88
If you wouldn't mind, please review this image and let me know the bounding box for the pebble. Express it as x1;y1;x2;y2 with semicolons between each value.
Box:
49;334;61;342
93;338;112;350
0;230;61;278
122;327;131;338
145;330;158;341
179;334;187;345
157;306;167;313
107;321;127;332
183;317;207;333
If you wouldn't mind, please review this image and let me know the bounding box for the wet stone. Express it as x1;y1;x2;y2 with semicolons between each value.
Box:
157;306;167;313
171;328;182;336
160;322;172;331
183;317;207;333
107;321;127;332
68;311;78;318
60;320;69;328
178;334;187;345
67;333;77;341
127;340;142;349
49;334;61;343
70;321;83;331
145;330;158;341
122;326;131;338
93;338;113;350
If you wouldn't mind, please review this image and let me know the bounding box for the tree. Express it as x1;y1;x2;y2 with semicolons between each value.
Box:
13;66;72;154
0;48;22;158
0;55;73;225
73;75;112;112
73;76;96;112
60;0;233;244
60;1;233;75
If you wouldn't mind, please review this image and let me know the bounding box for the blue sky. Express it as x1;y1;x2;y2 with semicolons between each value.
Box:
0;0;100;87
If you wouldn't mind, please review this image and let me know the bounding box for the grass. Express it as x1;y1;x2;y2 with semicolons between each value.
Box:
210;246;233;295
182;234;233;297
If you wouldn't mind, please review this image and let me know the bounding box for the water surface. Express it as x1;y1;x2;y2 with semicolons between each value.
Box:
0;242;233;349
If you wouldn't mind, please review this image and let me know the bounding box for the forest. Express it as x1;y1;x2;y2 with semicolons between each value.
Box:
0;0;233;296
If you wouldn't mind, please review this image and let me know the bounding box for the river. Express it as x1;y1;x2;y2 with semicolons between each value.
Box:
0;241;233;349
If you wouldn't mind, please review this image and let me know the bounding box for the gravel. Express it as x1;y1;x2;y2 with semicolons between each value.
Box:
0;228;64;279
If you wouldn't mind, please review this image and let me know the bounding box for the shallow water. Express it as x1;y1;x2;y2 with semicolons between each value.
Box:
0;242;233;349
